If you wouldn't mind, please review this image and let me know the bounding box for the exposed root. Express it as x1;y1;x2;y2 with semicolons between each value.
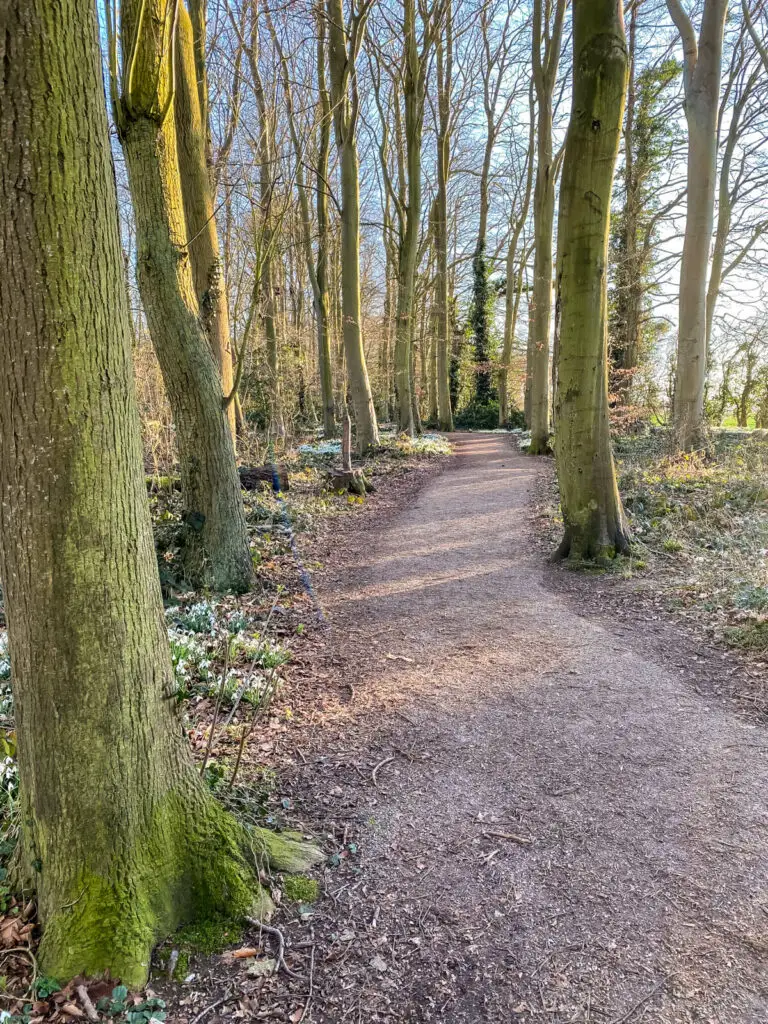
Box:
244;917;306;981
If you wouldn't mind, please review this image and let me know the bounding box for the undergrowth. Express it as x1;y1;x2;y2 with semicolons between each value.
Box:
538;429;768;658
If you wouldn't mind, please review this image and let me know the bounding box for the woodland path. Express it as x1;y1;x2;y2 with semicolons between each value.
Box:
293;432;768;1023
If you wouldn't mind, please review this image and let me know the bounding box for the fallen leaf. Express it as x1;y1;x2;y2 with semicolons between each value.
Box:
60;1003;85;1018
246;957;277;977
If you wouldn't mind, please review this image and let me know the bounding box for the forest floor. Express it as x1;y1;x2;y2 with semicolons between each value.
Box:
4;432;768;1023
163;432;768;1024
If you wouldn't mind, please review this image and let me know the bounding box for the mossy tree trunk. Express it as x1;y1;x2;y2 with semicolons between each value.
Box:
327;0;379;451
552;0;631;562
526;0;567;454
175;1;237;440
115;0;254;592
666;0;728;450
0;0;319;986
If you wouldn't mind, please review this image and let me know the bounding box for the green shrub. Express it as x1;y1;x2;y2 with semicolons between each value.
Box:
454;400;525;430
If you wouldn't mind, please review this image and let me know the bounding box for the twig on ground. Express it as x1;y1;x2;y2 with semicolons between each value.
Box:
76;983;99;1022
190;990;233;1024
372;756;395;788
608;974;675;1024
482;830;534;846
295;943;315;1023
245;916;307;981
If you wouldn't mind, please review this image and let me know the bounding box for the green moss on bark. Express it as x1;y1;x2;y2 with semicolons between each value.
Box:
33;789;324;987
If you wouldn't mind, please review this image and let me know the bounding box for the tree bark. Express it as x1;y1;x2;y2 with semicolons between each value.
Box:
667;0;728;450
435;2;454;431
175;1;237;440
552;0;631;561
500;85;535;426
393;0;427;434
527;0;567;454
327;0;379;451
316;10;336;436
247;4;285;439
0;0;318;985
116;0;254;593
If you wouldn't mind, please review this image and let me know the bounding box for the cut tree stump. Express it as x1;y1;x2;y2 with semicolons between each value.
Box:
326;469;374;495
324;412;374;494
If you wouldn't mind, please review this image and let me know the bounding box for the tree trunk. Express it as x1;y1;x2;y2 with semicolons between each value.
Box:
175;1;237;440
552;0;630;562
0;0;318;985
668;0;728;450
613;0;641;394
435;14;454;431
472;123;494;405
527;0;566;453
316;10;336;436
327;0;379;451
248;7;285;439
338;139;379;449
117;0;254;593
500;87;535;426
528;104;555;452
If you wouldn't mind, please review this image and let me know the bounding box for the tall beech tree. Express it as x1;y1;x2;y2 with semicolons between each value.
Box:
109;0;255;591
552;0;630;561
245;0;286;438
327;0;380;450
266;3;336;437
434;0;456;430
527;0;567;454
666;0;728;450
472;1;518;406
500;82;535;426
370;0;443;434
0;0;320;983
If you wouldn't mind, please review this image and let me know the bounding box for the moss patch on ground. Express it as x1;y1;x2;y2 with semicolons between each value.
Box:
282;874;319;904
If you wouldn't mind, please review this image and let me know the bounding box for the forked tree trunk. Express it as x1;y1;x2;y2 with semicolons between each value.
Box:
117;0;254;593
0;0;319;985
327;0;379;451
667;0;728;450
552;0;631;562
175;1;237;440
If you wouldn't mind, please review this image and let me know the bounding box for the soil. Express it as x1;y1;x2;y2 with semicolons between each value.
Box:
167;433;768;1024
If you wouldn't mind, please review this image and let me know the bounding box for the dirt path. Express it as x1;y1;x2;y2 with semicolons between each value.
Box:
290;432;768;1023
